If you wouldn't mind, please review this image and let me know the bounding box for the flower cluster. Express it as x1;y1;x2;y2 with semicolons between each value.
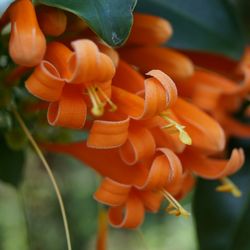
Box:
3;0;246;229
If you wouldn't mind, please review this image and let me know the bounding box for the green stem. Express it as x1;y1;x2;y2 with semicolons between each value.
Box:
12;107;72;250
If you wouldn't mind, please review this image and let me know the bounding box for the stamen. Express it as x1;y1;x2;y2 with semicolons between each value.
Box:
161;189;190;218
216;177;242;197
87;86;104;117
160;113;192;145
96;86;117;112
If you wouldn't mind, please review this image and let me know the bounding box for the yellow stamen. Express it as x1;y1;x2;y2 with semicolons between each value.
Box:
161;189;190;218
96;86;117;112
216;177;242;197
160;113;192;145
87;86;104;117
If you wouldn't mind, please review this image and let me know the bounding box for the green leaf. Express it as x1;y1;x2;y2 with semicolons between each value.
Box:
193;142;250;250
0;0;14;17
230;0;250;42
35;0;137;47
136;0;245;59
0;137;25;187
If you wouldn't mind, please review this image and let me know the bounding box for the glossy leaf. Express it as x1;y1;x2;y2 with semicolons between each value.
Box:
136;0;245;59
193;142;250;250
0;137;25;187
35;0;137;47
230;0;250;42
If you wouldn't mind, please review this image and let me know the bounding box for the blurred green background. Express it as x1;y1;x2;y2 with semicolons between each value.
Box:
0;152;197;250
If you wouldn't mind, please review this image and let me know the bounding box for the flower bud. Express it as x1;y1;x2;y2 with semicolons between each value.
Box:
8;0;46;67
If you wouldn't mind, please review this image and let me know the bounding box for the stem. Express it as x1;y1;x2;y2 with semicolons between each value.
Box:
136;229;150;250
12;107;72;250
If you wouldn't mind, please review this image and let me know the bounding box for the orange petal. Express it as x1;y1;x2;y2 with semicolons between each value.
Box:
150;126;185;153
179;49;238;79
119;128;155;165
175;171;196;200
67;39;115;84
127;13;173;45
42;141;148;186
36;5;67;36
25;61;64;102
139;148;183;191
180;148;245;179
215;111;250;138
47;84;87;129
172;98;226;153
8;0;46;66
98;43;119;67
139;190;163;212
108;192;145;228
44;42;73;79
94;178;130;206
119;47;194;80
87;114;130;149
112;60;145;93
112;70;176;120
147;69;177;107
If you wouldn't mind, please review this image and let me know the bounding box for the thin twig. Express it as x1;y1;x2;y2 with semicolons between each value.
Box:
12;107;72;250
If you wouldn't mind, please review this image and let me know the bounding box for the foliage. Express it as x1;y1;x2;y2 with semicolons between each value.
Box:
35;0;137;47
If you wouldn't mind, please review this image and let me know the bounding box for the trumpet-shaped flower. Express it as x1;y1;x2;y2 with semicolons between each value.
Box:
8;0;46;66
25;39;115;128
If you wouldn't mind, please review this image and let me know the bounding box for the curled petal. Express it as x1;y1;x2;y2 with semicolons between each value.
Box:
215;111;250;138
45;42;73;79
112;60;145;93
8;0;46;66
98;43;119;67
138;148;183;191
47;85;87;129
25;61;64;102
175;171;196;200
150;127;185;153
119;128;156;165
67;39;115;84
139;190;163;212
42;141;148;186
172;98;226;153
112;70;176;120
94;178;130;206
147;69;177;107
181;148;245;179
119;47;194;80
87;114;130;149
127;13;172;45
36;5;67;36
108;192;145;229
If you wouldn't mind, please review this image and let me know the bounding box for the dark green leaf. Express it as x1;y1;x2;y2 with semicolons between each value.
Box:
0;137;25;187
193;142;250;250
136;0;245;59
0;0;14;17
36;0;137;47
230;0;250;42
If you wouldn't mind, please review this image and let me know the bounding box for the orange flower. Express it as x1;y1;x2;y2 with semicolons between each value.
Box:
8;0;46;66
36;5;67;36
119;13;194;81
179;67;250;138
25;39;115;129
17;10;246;229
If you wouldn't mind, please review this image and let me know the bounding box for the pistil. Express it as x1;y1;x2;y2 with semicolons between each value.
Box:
216;177;242;197
161;189;190;218
160;113;192;145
